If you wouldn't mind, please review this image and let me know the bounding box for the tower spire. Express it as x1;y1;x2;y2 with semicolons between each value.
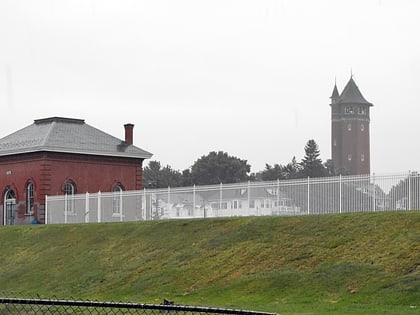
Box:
330;79;340;104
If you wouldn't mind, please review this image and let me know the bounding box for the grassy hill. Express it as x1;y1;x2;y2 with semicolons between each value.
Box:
0;212;419;315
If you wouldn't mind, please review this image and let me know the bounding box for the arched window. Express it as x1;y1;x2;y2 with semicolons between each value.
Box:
112;185;123;214
26;182;34;215
64;182;75;196
4;189;16;226
64;181;76;213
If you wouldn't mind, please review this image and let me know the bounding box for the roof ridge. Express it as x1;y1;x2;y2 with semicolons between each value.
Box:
41;121;57;146
35;117;84;125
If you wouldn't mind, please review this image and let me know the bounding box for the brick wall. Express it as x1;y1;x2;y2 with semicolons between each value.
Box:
0;152;144;224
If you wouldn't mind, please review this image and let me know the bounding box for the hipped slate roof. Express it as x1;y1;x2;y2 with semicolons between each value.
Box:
0;117;153;159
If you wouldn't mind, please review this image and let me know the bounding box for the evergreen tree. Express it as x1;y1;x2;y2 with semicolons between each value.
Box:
300;140;326;178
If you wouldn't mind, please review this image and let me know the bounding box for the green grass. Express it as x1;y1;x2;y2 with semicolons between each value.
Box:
0;212;419;315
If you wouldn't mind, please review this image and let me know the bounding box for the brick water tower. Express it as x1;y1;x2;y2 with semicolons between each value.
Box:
330;77;373;175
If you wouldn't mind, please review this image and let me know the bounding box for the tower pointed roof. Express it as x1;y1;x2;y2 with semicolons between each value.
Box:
338;77;372;106
330;83;340;100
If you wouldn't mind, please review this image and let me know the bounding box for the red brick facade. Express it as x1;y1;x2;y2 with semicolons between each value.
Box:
0;117;151;225
0;152;144;224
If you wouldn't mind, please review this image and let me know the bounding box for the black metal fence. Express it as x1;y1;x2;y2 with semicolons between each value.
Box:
0;296;277;315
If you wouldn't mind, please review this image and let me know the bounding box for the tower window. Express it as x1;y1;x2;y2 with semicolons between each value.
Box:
348;154;352;161
333;138;337;146
361;154;365;162
359;106;366;115
347;123;352;131
361;124;365;132
345;106;353;114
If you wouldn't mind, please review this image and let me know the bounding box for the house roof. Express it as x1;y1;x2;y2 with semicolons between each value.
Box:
158;186;290;205
0;117;153;159
202;186;289;201
338;77;373;106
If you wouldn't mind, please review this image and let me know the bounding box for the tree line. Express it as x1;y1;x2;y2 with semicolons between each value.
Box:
143;139;343;188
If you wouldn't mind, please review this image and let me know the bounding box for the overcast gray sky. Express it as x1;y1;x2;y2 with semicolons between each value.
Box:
0;0;419;174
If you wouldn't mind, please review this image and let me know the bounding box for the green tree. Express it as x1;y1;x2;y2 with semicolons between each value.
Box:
260;163;285;181
190;151;251;185
142;161;184;188
324;159;336;177
284;156;303;179
181;169;194;187
300;140;326;178
248;171;261;181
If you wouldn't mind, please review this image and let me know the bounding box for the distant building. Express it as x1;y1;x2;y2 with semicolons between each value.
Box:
0;117;152;225
155;186;300;219
330;77;373;175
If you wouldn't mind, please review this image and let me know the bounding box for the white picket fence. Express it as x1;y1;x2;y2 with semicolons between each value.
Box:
45;171;420;224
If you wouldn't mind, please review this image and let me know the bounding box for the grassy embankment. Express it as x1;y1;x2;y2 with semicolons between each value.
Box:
0;211;419;315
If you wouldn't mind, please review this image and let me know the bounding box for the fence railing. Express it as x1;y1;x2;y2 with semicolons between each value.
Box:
46;171;420;224
0;296;277;315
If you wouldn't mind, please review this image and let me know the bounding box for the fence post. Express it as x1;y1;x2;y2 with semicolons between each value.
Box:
307;177;310;215
193;185;196;217
408;171;411;210
339;174;342;214
143;188;146;220
120;189;123;222
372;173;376;212
248;180;251;216
64;194;68;224
97;191;101;223
168;186;171;218
85;192;90;223
219;183;223;216
45;195;48;224
277;179;280;214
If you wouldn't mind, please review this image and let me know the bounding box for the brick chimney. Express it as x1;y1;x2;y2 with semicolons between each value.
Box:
124;123;134;145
